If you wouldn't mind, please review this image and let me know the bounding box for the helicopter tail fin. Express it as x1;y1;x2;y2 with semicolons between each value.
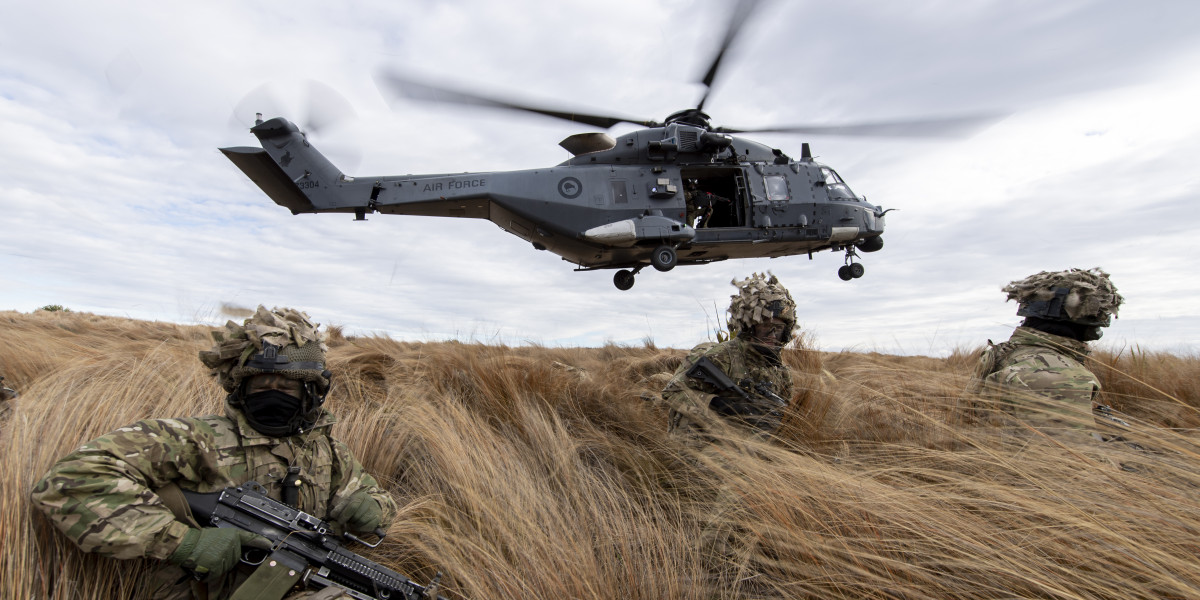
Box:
220;117;366;215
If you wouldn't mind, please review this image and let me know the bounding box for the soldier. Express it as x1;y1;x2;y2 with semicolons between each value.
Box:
663;272;796;443
970;268;1124;432
684;179;730;228
31;306;398;600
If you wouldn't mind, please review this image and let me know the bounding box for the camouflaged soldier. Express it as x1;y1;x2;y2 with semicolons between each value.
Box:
30;306;398;600
971;268;1124;429
663;273;796;442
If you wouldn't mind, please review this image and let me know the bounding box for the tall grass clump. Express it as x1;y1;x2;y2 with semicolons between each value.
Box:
3;310;1200;599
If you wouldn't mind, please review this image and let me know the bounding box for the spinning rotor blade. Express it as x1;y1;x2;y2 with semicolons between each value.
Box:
301;81;358;135
374;71;657;130
720;112;1006;139
229;80;362;171
696;0;763;110
231;80;357;136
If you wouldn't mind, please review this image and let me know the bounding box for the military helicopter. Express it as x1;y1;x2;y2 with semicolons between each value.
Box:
220;1;994;290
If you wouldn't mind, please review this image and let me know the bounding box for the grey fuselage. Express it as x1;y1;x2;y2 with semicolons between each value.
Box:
221;117;885;271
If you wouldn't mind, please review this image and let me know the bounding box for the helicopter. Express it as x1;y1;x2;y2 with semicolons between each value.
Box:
220;1;994;290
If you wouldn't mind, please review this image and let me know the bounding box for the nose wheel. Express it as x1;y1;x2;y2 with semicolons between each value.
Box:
838;248;865;281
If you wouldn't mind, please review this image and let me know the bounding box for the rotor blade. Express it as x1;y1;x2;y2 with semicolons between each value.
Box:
302;80;357;136
230;80;357;135
230;82;287;130
696;0;763;110
719;112;1007;139
374;71;657;130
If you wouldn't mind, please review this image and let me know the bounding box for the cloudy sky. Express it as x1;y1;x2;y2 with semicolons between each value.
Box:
3;0;1199;355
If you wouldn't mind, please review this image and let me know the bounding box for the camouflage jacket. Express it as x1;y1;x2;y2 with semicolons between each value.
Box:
31;402;397;564
972;326;1099;424
662;336;793;439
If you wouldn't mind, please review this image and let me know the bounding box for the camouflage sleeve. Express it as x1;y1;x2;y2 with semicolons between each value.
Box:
326;438;398;526
29;419;215;560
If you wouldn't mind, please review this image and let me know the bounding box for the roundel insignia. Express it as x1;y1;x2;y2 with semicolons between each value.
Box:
558;177;583;199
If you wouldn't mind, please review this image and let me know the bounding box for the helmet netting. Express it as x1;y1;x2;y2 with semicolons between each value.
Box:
727;272;797;340
198;305;330;393
1002;267;1124;326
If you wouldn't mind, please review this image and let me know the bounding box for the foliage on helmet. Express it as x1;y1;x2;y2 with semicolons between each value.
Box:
198;306;331;393
727;272;797;339
1003;267;1124;326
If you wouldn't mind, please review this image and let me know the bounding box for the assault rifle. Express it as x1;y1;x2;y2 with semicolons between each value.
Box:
685;356;788;413
183;481;446;600
1092;403;1158;454
1093;403;1132;429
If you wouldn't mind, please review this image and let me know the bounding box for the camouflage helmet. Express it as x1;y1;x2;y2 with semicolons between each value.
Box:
1003;268;1124;327
198;306;331;394
728;272;797;341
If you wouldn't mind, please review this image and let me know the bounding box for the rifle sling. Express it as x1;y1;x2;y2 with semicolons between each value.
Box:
156;482;201;529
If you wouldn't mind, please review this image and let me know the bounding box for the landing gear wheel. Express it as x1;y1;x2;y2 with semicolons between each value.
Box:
838;266;853;281
848;262;865;278
650;245;677;272
614;269;635;291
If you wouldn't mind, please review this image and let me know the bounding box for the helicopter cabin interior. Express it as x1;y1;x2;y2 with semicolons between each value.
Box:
679;167;748;229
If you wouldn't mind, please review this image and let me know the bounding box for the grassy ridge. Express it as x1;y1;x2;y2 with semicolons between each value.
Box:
2;309;1199;599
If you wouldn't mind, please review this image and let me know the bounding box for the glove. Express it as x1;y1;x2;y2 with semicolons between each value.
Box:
169;528;270;579
337;491;384;533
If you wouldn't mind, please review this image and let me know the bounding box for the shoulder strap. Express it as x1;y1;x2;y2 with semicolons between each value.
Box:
156;482;201;529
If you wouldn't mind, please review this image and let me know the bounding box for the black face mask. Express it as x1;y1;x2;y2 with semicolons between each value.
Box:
1023;316;1104;342
242;389;305;437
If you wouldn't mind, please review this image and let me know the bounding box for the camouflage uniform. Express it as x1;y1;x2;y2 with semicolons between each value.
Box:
30;307;397;600
975;326;1099;425
663;273;796;442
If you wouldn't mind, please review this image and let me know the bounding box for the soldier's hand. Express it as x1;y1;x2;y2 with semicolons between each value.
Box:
169;528;270;579
337;490;384;534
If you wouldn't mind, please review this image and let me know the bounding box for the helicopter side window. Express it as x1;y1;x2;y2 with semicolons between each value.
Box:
765;175;789;201
820;167;857;199
611;180;628;204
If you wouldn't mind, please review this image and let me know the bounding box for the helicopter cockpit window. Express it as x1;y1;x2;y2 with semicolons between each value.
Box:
820;167;857;200
765;175;790;201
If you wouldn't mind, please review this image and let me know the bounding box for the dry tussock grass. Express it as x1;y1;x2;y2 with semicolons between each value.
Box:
2;309;1200;599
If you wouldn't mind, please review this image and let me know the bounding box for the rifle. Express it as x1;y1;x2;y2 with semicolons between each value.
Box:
183;481;447;600
1092;403;1159;454
1093;403;1132;429
685;356;788;413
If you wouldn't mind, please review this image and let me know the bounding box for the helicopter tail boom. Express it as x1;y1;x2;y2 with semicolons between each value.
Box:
220;117;365;215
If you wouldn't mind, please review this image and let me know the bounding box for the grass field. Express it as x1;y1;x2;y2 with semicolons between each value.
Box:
2;309;1199;599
